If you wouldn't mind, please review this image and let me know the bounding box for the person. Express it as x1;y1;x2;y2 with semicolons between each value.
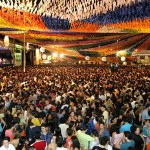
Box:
56;136;68;150
47;134;57;150
142;104;150;124
89;129;100;149
99;122;110;139
71;136;80;150
5;122;18;141
0;136;16;150
119;117;132;133
92;136;112;150
28;122;41;145
101;105;109;127
16;136;27;150
76;125;94;149
59;117;69;140
30;131;46;150
65;128;73;148
130;125;145;150
114;131;135;150
41;123;52;145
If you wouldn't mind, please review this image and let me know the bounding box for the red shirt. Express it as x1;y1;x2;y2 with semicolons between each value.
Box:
65;136;72;148
32;140;46;150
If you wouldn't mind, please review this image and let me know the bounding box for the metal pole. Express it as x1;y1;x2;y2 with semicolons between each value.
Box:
23;31;26;72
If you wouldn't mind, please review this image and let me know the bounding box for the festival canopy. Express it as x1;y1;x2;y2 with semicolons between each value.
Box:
0;0;150;57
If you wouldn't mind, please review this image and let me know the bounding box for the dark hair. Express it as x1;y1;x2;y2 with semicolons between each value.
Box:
66;128;73;136
3;136;10;142
130;125;136;133
54;127;61;136
92;146;106;150
80;124;88;131
99;136;109;146
34;131;41;140
16;136;26;150
60;117;65;124
56;136;63;147
124;131;132;140
69;121;75;128
91;129;99;137
41;123;47;128
71;136;80;149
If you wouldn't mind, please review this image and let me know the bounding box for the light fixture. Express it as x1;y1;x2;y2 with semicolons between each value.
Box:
121;56;126;62
47;55;52;60
53;52;58;57
123;61;127;65
42;54;47;60
26;43;29;50
40;47;45;53
102;57;107;62
85;56;90;61
60;54;64;58
4;35;9;47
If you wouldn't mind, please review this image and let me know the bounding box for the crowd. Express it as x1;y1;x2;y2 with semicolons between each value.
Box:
0;65;149;150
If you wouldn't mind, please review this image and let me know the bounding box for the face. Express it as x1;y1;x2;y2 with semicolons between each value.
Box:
51;136;56;143
135;127;140;135
101;107;105;112
71;112;75;116
3;140;9;148
100;124;104;130
77;115;82;121
41;127;46;133
113;118;118;124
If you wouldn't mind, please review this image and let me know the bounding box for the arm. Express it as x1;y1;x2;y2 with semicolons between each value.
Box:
1;118;6;129
139;134;145;150
114;136;123;149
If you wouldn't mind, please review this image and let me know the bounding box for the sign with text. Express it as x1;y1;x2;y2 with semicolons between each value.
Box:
14;44;22;66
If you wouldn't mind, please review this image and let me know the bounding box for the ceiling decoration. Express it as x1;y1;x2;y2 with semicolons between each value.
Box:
0;0;150;32
0;0;150;58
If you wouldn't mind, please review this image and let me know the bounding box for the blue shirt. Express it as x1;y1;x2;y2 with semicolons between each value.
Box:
41;132;52;144
120;123;132;132
120;140;135;150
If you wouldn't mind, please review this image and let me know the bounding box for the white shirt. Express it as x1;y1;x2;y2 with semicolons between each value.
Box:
56;147;68;150
97;144;112;150
103;110;109;127
0;144;16;150
59;123;69;139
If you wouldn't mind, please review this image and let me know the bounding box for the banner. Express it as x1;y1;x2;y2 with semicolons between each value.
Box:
14;44;22;66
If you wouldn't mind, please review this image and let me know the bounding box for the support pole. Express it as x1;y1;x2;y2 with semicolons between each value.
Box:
23;31;26;72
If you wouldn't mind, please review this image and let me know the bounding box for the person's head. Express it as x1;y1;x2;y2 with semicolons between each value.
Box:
36;106;42;112
34;131;41;140
45;100;49;105
29;104;35;110
56;136;63;147
99;122;105;130
124;131;132;141
66;128;73;137
41;123;47;133
91;129;99;137
101;105;106;112
80;124;88;132
111;117;118;124
71;136;80;149
69;121;75;128
54;127;61;136
130;125;141;135
146;104;150;110
99;136;109;146
19;136;26;146
2;137;10;149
